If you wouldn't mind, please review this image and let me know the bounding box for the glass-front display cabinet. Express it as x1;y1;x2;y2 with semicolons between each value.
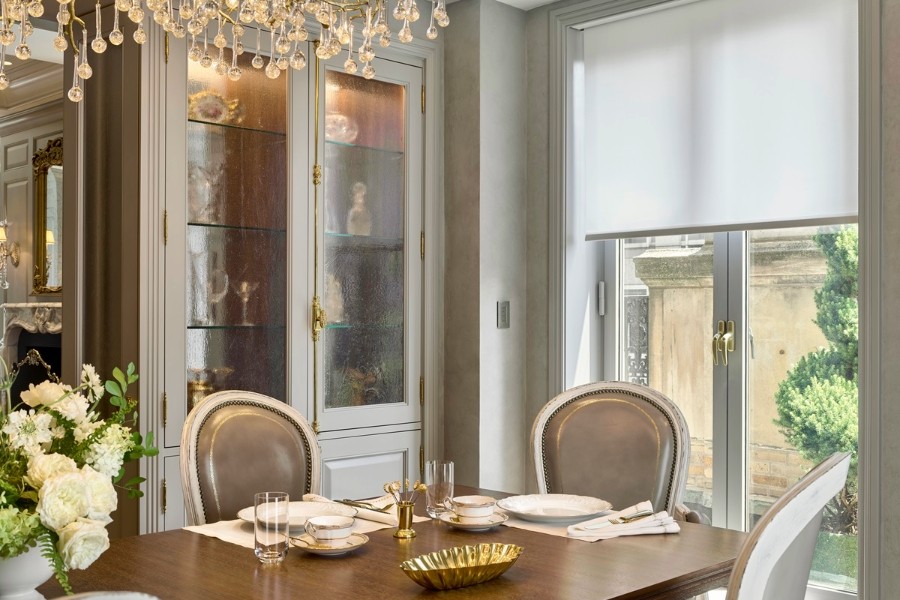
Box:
313;60;423;501
152;32;426;528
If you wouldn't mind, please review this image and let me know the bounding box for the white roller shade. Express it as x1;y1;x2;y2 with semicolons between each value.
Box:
581;0;858;240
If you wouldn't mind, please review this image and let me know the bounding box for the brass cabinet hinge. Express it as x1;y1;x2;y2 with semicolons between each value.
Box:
162;479;167;514
163;209;168;245
312;295;327;342
162;392;168;426
419;445;425;475
420;231;425;260
419;376;424;406
421;85;425;114
313;164;322;186
164;32;169;63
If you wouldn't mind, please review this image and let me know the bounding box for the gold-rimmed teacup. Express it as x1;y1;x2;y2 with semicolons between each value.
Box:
305;515;354;546
444;495;496;524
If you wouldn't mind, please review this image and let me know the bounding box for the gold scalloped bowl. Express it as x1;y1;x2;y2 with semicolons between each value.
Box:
400;543;524;591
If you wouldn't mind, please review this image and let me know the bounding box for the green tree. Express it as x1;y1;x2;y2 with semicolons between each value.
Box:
774;226;858;533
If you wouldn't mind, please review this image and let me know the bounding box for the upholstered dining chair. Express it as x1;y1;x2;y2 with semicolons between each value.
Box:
180;390;321;525
531;381;699;520
726;452;851;600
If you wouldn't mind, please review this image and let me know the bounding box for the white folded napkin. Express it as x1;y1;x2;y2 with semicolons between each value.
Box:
567;500;680;541
303;493;398;526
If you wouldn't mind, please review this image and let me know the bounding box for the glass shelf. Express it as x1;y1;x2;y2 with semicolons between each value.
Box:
325;323;403;330
325;138;404;155
188;118;287;138
189;221;287;234
187;323;286;330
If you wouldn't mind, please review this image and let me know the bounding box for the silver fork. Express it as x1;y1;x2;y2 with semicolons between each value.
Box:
609;510;653;525
337;499;395;513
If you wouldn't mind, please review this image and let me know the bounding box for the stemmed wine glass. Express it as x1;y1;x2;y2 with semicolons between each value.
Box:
233;281;260;325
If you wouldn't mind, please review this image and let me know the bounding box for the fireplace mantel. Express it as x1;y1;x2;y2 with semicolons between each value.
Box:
1;302;62;364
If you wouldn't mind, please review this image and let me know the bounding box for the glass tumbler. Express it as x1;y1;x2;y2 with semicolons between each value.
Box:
254;491;289;564
424;460;454;518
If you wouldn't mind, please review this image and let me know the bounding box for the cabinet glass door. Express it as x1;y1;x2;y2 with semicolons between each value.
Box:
184;52;288;412
318;59;422;431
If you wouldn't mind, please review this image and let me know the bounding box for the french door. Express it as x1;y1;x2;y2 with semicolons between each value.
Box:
608;225;858;594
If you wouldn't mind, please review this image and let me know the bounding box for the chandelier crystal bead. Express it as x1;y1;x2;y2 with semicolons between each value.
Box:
3;0;448;102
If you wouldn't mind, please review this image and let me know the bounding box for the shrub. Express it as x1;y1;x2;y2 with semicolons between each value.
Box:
774;226;858;533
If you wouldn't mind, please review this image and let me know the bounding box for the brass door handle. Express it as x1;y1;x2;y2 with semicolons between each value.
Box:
713;320;736;366
718;320;736;366
713;321;725;365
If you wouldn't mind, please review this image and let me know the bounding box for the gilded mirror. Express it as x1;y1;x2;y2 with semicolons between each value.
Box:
33;137;62;294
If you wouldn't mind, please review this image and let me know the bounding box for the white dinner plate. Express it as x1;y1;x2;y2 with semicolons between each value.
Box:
496;494;612;523
290;533;369;556
438;511;508;532
237;501;357;532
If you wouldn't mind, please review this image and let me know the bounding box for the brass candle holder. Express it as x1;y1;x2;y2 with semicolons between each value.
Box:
395;501;416;539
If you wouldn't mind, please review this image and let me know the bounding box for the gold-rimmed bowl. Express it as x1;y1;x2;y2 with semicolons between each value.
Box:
399;543;524;590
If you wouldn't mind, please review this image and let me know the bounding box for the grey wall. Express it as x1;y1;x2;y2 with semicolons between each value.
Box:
477;0;527;490
444;0;482;487
444;0;528;492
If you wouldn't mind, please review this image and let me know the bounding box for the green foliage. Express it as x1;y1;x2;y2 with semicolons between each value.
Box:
812;228;859;367
38;530;71;596
774;226;859;532
775;364;857;466
0;508;40;558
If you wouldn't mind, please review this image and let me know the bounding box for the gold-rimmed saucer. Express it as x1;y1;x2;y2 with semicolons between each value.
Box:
438;512;508;532
290;532;369;556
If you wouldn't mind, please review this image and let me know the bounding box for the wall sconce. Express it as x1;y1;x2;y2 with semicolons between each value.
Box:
0;220;20;290
45;230;55;278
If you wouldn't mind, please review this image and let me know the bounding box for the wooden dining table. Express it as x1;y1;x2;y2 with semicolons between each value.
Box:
38;486;747;599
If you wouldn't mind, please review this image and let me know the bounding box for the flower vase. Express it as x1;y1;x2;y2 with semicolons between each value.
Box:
0;545;54;600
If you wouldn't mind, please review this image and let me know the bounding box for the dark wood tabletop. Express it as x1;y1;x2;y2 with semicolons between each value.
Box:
38;487;747;600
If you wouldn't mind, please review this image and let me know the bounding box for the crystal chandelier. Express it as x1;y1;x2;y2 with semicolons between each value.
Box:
0;0;449;102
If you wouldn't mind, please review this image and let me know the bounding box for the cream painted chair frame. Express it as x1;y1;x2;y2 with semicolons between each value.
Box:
532;381;692;518
726;452;851;600
180;390;321;525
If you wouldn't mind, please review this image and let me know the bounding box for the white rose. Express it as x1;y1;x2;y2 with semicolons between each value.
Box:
21;381;71;408
56;518;110;570
37;471;90;530
25;453;78;490
81;466;117;523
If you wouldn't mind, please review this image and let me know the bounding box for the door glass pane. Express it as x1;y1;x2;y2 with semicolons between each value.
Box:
620;233;715;522
747;225;858;593
323;70;406;409
185;52;288;409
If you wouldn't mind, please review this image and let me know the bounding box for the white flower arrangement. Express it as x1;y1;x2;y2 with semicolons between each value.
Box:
0;361;157;594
